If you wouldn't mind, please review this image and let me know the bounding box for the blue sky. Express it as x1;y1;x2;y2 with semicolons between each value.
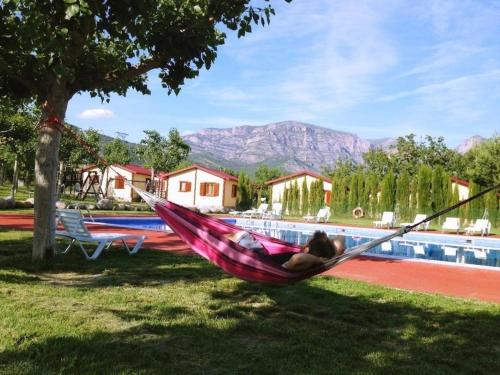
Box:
66;0;500;147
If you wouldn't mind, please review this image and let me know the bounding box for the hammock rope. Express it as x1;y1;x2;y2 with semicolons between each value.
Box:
55;118;499;282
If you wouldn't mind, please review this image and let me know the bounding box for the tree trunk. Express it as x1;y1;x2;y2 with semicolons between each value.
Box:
10;155;18;200
33;91;68;262
150;168;154;193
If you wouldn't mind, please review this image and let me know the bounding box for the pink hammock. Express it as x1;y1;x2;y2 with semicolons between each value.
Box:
134;187;407;284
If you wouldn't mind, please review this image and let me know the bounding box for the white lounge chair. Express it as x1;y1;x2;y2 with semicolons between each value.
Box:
303;207;331;223
400;214;429;231
263;203;283;220
465;219;491;236
373;211;395;228
442;217;460;234
55;209;145;260
242;203;268;218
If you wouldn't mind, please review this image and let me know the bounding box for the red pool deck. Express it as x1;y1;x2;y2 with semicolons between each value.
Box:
1;214;499;303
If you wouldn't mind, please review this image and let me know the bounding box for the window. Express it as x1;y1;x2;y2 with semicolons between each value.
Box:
200;182;219;197
114;176;125;189
179;181;192;192
231;184;237;198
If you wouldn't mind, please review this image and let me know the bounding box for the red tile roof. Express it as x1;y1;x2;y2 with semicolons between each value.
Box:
266;170;331;185
451;176;469;187
160;164;238;181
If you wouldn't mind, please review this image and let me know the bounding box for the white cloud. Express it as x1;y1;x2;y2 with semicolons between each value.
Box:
77;108;115;119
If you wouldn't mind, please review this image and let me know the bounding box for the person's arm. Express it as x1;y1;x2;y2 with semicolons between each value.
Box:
282;253;324;272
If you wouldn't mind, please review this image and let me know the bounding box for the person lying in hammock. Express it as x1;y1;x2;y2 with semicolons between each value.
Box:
225;230;345;271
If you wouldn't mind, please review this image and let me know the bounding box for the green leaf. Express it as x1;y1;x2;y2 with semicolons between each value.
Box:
65;4;80;20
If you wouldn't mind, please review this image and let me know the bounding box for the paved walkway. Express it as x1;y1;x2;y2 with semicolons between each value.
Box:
1;214;499;303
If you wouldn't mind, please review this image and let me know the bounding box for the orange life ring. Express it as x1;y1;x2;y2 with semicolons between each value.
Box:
353;207;364;219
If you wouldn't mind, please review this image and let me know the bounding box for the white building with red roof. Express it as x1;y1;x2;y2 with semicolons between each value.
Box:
159;164;238;210
81;163;154;202
266;170;332;205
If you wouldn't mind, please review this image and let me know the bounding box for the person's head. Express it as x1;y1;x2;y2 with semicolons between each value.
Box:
304;231;336;258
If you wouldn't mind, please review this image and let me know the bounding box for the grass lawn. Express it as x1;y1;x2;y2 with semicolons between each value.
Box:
0;230;499;374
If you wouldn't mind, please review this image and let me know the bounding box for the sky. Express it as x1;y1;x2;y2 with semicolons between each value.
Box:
66;0;500;147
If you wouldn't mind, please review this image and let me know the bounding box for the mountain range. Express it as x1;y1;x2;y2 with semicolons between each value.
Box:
183;121;484;173
94;120;485;174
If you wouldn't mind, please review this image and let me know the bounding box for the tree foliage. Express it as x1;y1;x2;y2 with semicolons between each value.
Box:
236;171;252;210
463;136;499;186
136;129;190;174
0;0;289;260
103;138;132;166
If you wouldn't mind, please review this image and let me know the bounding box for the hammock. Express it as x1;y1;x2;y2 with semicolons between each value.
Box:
132;186;409;283
56;119;499;284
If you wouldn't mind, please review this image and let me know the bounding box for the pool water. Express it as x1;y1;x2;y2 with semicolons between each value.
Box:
90;217;170;231
91;216;500;269
246;226;500;268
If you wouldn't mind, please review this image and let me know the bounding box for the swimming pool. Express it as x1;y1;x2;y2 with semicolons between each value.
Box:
90;216;171;231
90;216;500;269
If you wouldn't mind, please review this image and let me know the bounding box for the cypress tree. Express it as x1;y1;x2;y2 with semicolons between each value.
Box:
467;181;482;221
380;170;396;212
431;166;446;223
358;171;368;211
396;171;411;221
236;171;252;210
282;187;289;215
301;179;309;215
348;173;359;210
290;180;300;216
365;173;379;218
451;183;460;217
417;165;432;214
484;190;498;227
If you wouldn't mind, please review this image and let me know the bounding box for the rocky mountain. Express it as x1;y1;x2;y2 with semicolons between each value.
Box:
455;135;486;154
183;121;374;173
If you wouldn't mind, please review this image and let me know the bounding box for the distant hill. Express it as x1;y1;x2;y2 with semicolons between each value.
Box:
183;121;375;173
80;121;485;174
455;135;486;154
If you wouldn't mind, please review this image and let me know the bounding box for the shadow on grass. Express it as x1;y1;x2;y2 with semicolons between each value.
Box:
0;231;229;287
1;280;499;373
1;230;499;374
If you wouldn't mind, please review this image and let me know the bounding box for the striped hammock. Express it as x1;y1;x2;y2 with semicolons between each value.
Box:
133;186;408;283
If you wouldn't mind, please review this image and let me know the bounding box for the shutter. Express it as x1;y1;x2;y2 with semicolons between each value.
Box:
200;182;206;196
214;183;219;196
187;182;192;192
179;181;182;192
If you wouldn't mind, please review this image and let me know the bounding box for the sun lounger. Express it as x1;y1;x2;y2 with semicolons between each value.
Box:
442;217;460;234
464;219;491;236
55;209;145;260
303;207;330;223
263;203;283;220
373;211;395;228
400;214;429;231
242;203;268;218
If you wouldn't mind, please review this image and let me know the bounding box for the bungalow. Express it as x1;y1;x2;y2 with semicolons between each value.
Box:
81;164;153;202
159;164;238;210
266;170;332;205
450;176;470;200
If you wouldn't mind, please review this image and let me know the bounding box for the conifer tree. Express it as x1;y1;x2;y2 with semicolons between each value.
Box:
282;188;289;215
484;190;498;227
290;180;300;216
236;171;252;210
358;171;369;211
380;170;396;212
417;165;432;214
301;179;309;215
467;181;482;221
348;173;359;210
396;171;411;221
431;166;446;223
450;183;460;217
365;173;379;218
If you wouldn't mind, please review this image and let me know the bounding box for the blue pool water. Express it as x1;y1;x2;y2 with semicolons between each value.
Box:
91;216;500;269
91;217;170;231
